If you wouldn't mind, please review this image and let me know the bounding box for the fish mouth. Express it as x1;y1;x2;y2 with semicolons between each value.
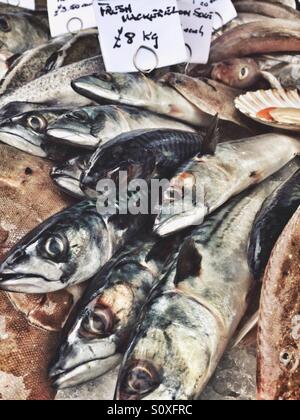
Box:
72;75;120;104
51;173;85;198
0;129;47;158
47;127;98;149
154;210;206;237
0;272;52;293
50;354;122;389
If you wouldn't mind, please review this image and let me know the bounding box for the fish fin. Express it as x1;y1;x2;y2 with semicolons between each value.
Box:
232;311;259;348
174;238;202;285
260;71;282;89
5;53;21;70
200;114;220;156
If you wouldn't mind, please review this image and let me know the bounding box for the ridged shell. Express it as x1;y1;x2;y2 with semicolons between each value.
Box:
235;89;300;132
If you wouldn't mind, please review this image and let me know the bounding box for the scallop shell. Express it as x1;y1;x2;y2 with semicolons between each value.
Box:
235;89;300;132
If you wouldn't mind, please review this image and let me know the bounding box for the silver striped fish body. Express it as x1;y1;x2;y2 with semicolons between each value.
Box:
155;133;300;237
47;105;194;150
72;72;209;127
116;160;300;400
0;56;103;110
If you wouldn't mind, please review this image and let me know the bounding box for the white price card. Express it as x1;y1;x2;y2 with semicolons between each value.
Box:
94;0;188;73
178;0;213;64
210;0;237;30
0;0;35;9
47;0;96;38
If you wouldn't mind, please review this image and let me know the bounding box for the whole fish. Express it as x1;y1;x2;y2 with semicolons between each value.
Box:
248;168;300;281
234;1;300;19
0;12;49;55
80;123;217;198
49;234;180;389
0;35;72;95
209;20;300;63
115;162;297;400
257;206;300;400
0;106;82;159
0;56;103;110
47;105;195;150
154;133;300;237
71;72;213;127
44;30;100;73
51;154;92;198
0;199;145;294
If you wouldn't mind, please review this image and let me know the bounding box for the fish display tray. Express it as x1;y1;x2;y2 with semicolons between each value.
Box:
235;89;300;132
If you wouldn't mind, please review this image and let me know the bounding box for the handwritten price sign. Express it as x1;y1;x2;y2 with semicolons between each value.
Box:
47;0;96;37
0;0;35;9
94;0;187;73
178;0;214;64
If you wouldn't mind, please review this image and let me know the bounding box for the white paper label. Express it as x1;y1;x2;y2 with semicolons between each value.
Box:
94;0;187;73
178;0;213;64
0;0;35;9
210;0;237;30
47;0;96;37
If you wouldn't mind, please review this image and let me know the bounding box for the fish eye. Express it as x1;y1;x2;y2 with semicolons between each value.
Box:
71;111;88;121
80;305;114;340
239;67;249;80
122;361;161;397
27;115;48;133
38;234;69;262
98;73;113;83
0;16;11;33
279;348;299;373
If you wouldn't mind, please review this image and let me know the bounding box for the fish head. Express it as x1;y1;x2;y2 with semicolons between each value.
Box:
51;154;91;198
81;138;156;197
49;292;122;389
0;202;104;293
211;58;260;89
0;108;68;157
72;72;147;106
46;107;103;149
50;247;157;389
115;293;216;400
154;170;206;237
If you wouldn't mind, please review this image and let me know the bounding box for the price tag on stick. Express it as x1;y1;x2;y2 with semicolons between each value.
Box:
178;0;213;64
0;0;35;9
47;0;96;38
210;0;237;30
94;0;187;73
